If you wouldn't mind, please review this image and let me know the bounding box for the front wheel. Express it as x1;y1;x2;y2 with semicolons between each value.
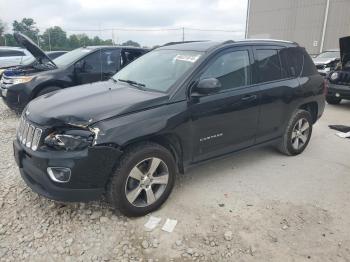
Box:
107;142;176;217
326;96;342;105
278;109;313;156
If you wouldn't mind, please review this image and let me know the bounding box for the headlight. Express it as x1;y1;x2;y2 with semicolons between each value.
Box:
0;69;5;75
11;76;34;85
44;129;94;151
330;72;339;81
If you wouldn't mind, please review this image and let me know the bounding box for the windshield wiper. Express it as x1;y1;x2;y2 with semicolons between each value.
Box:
118;78;146;88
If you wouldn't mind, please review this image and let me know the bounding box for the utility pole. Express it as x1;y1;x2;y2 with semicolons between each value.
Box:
4;35;6;46
48;30;52;51
182;27;185;42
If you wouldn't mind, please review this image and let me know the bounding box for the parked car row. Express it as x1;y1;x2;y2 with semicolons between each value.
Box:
0;46;67;77
0;33;148;111
8;35;325;216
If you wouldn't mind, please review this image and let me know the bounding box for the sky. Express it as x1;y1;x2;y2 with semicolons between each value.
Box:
0;0;248;47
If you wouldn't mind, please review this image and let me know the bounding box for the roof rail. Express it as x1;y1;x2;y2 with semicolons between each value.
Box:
221;40;235;45
162;40;208;47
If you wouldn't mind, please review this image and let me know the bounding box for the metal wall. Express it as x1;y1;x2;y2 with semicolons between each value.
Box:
246;0;350;54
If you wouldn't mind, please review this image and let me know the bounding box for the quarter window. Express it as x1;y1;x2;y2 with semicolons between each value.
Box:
255;49;283;83
201;50;251;90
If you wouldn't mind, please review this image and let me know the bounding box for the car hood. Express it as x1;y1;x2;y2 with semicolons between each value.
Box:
14;32;56;68
312;57;337;65
340;36;350;66
25;81;169;127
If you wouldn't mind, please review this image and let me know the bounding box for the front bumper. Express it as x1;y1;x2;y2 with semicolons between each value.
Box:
328;83;350;99
1;83;30;112
13;139;122;202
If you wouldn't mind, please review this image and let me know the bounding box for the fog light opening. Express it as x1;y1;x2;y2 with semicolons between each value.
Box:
47;167;71;183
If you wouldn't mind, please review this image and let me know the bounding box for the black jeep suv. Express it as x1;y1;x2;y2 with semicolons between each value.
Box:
13;40;325;216
326;36;350;104
1;33;148;111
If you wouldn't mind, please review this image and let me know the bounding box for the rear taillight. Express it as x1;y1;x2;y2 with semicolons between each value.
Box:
323;79;329;96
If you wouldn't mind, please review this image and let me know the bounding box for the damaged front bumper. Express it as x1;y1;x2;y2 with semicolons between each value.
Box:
13;139;122;202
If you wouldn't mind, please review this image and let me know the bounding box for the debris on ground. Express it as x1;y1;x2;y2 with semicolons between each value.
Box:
144;216;162;231
162;218;178;233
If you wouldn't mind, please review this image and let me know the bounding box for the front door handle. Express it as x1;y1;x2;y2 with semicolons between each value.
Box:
241;94;257;101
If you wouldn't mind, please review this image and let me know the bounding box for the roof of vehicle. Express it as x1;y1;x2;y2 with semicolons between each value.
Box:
158;39;298;52
0;46;26;50
82;45;148;51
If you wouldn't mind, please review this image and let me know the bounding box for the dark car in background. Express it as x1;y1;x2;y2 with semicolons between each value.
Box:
13;40;325;216
326;36;350;104
0;50;67;77
313;49;340;76
1;33;148;111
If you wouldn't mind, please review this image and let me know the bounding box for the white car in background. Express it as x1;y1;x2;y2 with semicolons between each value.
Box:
0;47;33;68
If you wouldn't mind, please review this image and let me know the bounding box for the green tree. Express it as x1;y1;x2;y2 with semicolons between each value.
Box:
12;18;39;43
68;34;80;50
3;34;16;46
0;19;5;45
41;26;67;51
121;40;140;47
101;39;113;45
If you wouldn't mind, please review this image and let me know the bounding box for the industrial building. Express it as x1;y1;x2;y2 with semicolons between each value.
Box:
246;0;350;55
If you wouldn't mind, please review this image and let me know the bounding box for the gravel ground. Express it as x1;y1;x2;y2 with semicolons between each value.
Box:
1;99;350;262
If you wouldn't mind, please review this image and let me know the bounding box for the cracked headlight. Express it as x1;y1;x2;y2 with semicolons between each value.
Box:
44;129;94;151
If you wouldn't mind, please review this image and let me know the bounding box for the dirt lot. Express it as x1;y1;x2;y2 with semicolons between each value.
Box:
0;99;350;262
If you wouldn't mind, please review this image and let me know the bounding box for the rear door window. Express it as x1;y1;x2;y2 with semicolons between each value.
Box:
255;49;283;83
101;49;120;74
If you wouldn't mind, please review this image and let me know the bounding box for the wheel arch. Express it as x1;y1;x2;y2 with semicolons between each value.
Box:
31;80;68;99
298;101;318;123
120;134;184;174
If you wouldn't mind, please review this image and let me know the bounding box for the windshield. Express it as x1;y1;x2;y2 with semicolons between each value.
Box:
316;51;340;59
113;49;203;92
53;48;93;67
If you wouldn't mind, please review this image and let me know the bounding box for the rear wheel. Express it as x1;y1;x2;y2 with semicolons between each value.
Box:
35;86;61;98
279;109;313;156
326;96;342;105
107;142;176;217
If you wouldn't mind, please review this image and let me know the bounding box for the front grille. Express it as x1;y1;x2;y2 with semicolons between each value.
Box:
0;75;14;89
17;117;43;151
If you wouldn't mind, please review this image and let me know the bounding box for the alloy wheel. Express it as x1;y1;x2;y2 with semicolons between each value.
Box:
291;118;310;150
125;157;169;207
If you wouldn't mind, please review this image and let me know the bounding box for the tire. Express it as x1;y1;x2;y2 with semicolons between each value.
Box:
278;109;313;156
107;142;176;217
35;86;61;98
326;96;341;105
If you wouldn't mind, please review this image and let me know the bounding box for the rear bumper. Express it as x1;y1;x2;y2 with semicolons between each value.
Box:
328;83;350;99
13;139;122;202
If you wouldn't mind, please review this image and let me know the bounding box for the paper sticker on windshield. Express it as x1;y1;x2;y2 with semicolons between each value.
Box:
174;54;200;63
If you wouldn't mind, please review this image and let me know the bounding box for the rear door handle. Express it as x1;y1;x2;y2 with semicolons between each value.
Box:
241;94;257;101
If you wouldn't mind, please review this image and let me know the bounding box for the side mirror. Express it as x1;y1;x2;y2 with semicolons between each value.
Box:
192;78;221;96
